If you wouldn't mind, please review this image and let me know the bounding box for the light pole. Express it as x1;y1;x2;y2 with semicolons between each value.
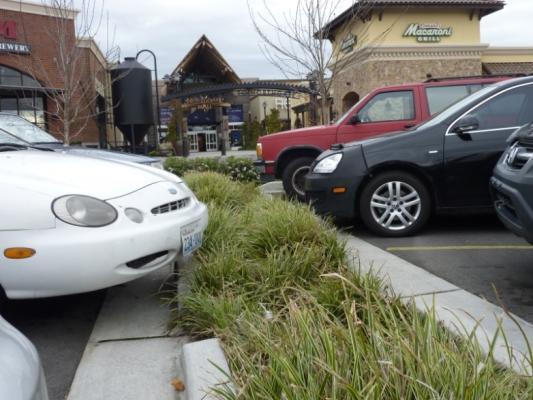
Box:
262;101;267;133
136;49;161;146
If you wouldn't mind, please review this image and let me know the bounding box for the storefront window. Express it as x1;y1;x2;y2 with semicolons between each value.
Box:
0;96;47;128
0;98;17;114
0;65;41;87
0;65;46;128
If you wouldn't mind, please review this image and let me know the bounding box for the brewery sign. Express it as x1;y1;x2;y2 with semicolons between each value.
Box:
403;23;453;43
0;20;31;54
183;96;230;112
0;42;31;54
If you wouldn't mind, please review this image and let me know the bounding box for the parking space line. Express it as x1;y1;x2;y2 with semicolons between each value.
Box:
386;245;533;252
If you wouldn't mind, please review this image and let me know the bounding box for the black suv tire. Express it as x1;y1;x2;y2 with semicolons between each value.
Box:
359;171;431;237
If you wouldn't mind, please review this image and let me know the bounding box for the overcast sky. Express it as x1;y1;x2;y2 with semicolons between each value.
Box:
90;0;533;79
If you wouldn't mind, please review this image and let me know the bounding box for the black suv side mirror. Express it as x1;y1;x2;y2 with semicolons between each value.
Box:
349;114;361;125
453;115;479;135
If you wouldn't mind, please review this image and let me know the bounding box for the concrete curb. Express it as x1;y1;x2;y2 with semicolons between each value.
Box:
259;180;285;199
181;339;233;400
341;233;532;376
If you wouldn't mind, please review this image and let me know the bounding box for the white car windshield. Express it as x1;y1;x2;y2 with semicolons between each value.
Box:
0;129;28;146
0;115;60;144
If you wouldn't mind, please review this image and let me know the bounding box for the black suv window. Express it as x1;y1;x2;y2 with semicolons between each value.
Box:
465;84;533;130
426;84;487;116
358;91;415;123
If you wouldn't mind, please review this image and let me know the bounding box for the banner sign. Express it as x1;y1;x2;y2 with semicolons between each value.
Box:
228;104;244;123
160;106;173;125
0;42;31;54
403;23;453;43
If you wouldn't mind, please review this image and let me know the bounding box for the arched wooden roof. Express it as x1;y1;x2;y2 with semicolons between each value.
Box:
163;81;318;101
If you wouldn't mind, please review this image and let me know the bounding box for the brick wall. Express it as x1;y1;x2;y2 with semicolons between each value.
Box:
0;8;105;144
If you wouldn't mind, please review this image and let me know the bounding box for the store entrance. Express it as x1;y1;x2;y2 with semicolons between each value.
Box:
188;130;218;152
197;133;206;152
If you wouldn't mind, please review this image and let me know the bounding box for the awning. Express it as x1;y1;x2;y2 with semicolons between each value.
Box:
483;62;533;75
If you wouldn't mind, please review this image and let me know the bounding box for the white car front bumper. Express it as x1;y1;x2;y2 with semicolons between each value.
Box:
0;182;208;299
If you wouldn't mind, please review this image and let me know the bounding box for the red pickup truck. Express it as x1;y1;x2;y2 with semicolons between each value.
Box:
255;75;516;200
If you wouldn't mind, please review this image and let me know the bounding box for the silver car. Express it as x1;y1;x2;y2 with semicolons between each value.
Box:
0;113;162;168
0;315;48;400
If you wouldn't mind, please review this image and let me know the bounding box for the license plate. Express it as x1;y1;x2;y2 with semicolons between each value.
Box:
181;221;203;256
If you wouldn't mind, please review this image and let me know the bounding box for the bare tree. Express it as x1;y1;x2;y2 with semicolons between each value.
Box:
248;0;392;124
16;0;119;144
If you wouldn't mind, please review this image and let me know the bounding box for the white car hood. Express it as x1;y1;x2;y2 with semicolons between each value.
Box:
0;151;178;199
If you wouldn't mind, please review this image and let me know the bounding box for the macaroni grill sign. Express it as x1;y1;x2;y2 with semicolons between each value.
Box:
403;23;453;43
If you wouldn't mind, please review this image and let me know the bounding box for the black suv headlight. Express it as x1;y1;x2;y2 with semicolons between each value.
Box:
312;153;343;174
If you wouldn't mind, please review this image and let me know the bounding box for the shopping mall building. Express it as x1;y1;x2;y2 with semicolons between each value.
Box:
0;0;111;145
326;0;533;115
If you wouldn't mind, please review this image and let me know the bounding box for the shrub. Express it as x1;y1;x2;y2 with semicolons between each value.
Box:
165;156;259;184
184;172;258;210
220;157;260;183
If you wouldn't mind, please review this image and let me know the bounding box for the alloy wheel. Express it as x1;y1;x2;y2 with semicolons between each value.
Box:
369;181;421;231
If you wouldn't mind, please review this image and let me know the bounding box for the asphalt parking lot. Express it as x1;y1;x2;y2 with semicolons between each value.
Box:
2;291;105;400
352;214;533;323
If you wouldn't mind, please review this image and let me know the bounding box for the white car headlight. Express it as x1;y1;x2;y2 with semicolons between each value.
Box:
313;153;343;174
52;195;118;227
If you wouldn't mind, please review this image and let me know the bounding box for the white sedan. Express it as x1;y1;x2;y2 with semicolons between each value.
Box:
0;146;207;299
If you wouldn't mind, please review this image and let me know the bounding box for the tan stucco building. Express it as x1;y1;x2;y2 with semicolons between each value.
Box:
326;0;533;116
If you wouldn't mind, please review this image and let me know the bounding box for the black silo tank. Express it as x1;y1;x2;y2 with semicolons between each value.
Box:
111;57;154;146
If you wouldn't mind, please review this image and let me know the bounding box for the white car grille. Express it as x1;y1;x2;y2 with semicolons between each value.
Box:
151;198;190;215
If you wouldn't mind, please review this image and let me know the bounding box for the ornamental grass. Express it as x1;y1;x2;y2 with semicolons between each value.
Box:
173;172;532;400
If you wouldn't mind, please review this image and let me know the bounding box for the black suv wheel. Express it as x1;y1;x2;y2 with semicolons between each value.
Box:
359;171;431;237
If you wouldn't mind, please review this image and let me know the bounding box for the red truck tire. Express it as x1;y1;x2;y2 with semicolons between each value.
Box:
282;157;315;201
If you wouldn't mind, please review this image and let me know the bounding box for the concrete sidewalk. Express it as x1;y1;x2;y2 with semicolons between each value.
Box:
342;234;533;376
66;265;188;400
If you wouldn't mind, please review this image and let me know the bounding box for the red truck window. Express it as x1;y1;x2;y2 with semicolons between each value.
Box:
426;84;485;116
471;86;531;130
358;91;415;123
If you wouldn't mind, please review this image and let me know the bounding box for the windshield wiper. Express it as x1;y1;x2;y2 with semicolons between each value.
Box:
0;142;54;152
0;142;29;151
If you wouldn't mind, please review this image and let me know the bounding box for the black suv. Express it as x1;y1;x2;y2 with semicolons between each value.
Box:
305;76;533;237
491;123;533;243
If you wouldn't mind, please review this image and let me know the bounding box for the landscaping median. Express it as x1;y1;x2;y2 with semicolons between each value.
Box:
171;172;532;399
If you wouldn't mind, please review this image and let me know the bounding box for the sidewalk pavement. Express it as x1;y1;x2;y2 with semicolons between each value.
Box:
342;234;533;376
66;265;188;400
